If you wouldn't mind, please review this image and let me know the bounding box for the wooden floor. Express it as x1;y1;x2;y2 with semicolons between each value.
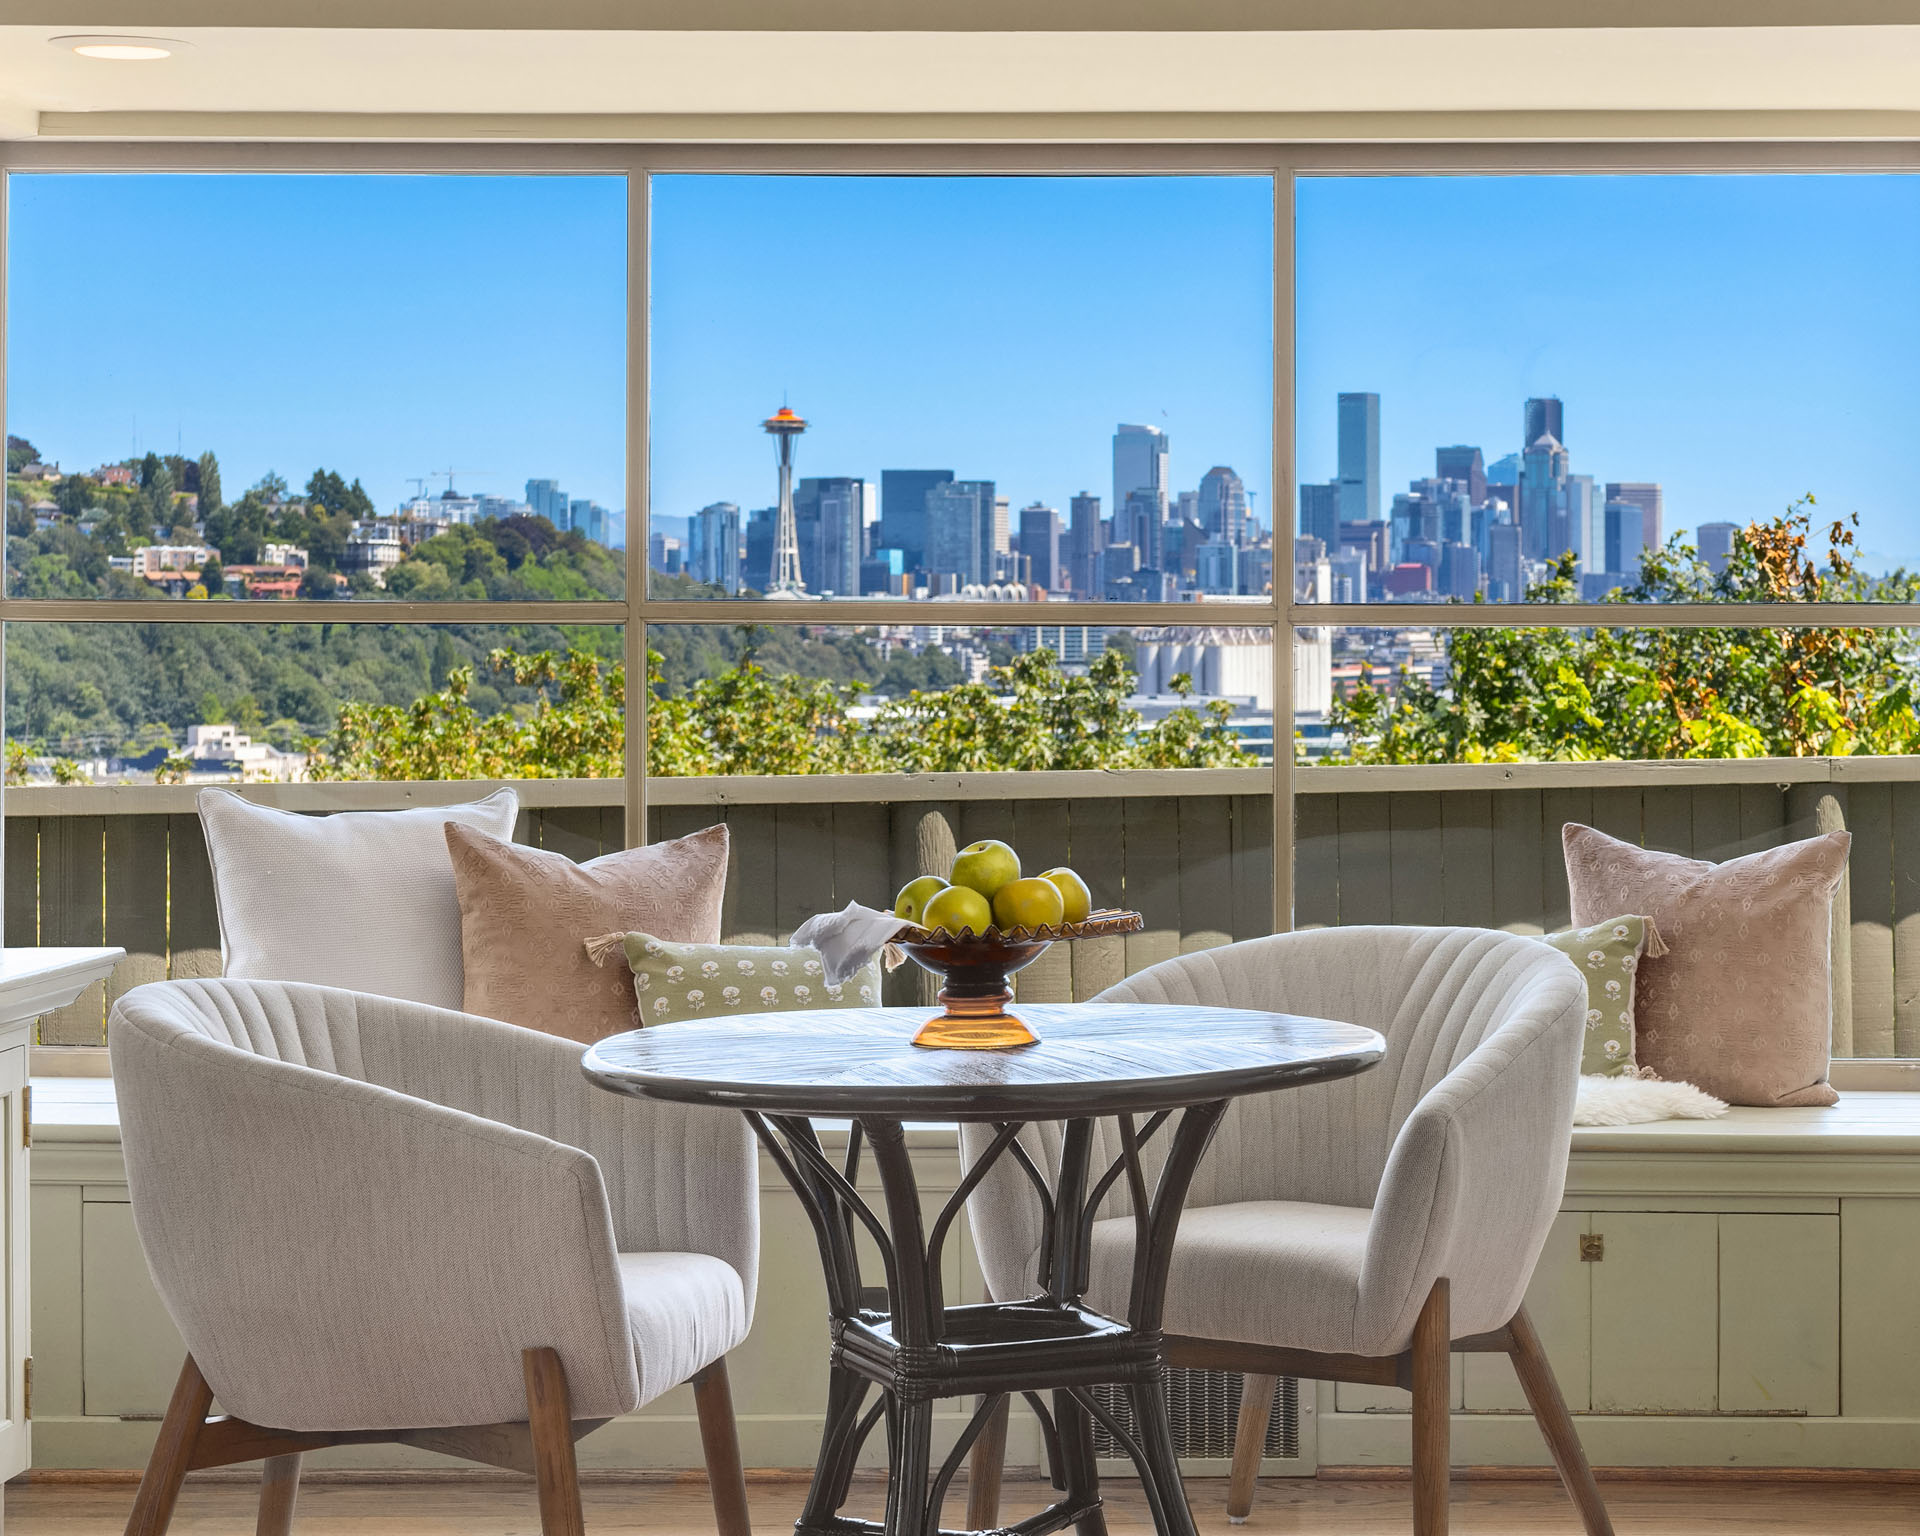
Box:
9;1473;1920;1535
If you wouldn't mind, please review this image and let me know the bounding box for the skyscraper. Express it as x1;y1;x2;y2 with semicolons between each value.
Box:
1698;521;1740;575
742;506;775;592
879;469;951;572
1435;445;1487;505
1018;504;1061;590
1605;482;1664;553
525;478;568;529
1517;432;1570;561
1068;492;1104;595
1603;498;1645;579
926;479;997;586
688;501;741;593
1112;424;1169;530
1337;392;1380;526
1299;481;1340;548
1122;488;1164;570
794;476;867;596
1525;396;1565;449
1197;465;1249;544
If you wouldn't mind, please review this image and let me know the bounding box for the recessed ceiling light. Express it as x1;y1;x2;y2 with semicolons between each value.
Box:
51;34;189;61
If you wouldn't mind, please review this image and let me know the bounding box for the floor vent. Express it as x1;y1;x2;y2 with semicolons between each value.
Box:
1088;1369;1300;1461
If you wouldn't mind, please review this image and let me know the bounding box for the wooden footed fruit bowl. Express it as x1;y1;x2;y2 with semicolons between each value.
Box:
895;908;1145;1050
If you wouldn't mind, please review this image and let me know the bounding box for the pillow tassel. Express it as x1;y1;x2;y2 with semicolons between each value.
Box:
1641;917;1669;959
583;932;629;968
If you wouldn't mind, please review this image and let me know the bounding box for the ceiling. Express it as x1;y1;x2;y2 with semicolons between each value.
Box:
3;9;1920;142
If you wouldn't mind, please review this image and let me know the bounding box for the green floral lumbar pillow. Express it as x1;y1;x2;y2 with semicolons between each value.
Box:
1538;915;1665;1076
588;931;882;1027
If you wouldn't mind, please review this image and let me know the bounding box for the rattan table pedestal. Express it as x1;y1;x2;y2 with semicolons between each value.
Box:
583;1004;1384;1536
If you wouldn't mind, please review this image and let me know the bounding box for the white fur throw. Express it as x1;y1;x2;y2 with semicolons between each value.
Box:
1573;1073;1729;1126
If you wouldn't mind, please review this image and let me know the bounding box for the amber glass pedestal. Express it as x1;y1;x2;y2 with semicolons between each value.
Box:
897;910;1145;1051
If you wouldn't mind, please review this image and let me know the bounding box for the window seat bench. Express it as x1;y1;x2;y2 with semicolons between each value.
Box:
29;1083;1920;1474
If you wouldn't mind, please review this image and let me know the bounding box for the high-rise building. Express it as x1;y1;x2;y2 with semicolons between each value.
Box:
1605;482;1664;554
1525;396;1565;449
1337;392;1381;526
793;477;867;596
1486;522;1524;601
1299;480;1340;549
1435;445;1487;505
569;499;612;546
1196;541;1237;593
879;469;952;571
1122;487;1165;567
1338;519;1390;576
926;479;997;586
1563;474;1601;573
1198;466;1249;544
1100;541;1141;598
525;478;568;528
742;506;776;592
688;501;742;593
1018;504;1061;590
1439;542;1480;599
1698;521;1740;575
1068;492;1104;595
1603;499;1645;582
1112;424;1170;530
1390;488;1441;564
648;531;682;576
994;494;1011;557
1518;432;1570;561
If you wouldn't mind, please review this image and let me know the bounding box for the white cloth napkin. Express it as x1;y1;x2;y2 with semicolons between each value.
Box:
792;901;915;987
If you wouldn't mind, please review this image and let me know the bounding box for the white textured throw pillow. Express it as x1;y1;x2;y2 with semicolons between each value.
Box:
197;787;519;1008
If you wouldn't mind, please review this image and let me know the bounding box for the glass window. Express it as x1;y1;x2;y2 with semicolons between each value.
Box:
1294;174;1920;605
5;173;627;601
648;175;1273;602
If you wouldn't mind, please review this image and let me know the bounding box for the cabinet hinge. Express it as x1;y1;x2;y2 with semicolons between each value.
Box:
20;1084;28;1150
1579;1233;1605;1263
24;1357;31;1421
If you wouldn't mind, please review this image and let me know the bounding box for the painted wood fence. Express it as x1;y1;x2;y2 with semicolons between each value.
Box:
9;760;1916;1056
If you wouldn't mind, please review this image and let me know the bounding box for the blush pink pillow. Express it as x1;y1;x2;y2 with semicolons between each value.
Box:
445;822;729;1043
1562;823;1848;1108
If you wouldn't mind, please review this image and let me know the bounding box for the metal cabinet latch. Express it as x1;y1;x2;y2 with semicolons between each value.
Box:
1579;1233;1605;1263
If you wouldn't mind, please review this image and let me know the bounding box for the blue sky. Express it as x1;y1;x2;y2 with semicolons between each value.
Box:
648;174;1274;532
9;171;1917;569
5;174;629;513
1296;174;1920;570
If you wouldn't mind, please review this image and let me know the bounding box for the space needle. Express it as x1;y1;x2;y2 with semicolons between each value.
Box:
763;404;809;597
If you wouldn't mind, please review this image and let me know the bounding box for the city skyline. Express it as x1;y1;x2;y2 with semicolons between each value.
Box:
1297;173;1920;571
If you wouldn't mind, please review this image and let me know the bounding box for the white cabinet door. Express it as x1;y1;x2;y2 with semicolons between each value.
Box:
1719;1214;1838;1416
1589;1213;1718;1413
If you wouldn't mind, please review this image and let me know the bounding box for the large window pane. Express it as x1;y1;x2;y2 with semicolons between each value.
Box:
649;176;1273;602
1294;174;1920;605
5;174;626;601
5;621;621;783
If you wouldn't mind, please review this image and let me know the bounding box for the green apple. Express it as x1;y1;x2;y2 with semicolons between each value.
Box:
1039;866;1093;924
894;875;950;923
949;838;1021;900
921;884;994;937
993;876;1066;932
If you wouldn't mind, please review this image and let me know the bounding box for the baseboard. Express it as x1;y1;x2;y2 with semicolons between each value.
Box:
1317;1464;1920;1483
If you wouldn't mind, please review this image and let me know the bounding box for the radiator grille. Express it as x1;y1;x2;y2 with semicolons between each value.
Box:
1088;1369;1300;1461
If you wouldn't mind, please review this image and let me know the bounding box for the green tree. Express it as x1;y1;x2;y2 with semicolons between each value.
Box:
1323;505;1920;765
196;451;223;517
5;436;39;474
198;553;225;598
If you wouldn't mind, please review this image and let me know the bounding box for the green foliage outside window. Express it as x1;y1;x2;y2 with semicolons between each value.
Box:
1323;505;1920;765
310;645;1252;780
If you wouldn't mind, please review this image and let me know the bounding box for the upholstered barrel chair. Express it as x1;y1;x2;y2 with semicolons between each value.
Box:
961;926;1608;1536
109;978;760;1536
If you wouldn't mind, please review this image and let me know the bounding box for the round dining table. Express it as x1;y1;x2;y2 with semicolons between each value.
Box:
582;1002;1384;1536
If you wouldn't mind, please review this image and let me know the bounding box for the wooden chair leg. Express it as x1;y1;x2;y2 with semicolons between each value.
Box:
125;1355;215;1536
1410;1280;1450;1536
966;1395;1011;1532
255;1453;302;1536
1507;1307;1614;1536
692;1359;753;1536
1227;1373;1277;1524
523;1347;587;1536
